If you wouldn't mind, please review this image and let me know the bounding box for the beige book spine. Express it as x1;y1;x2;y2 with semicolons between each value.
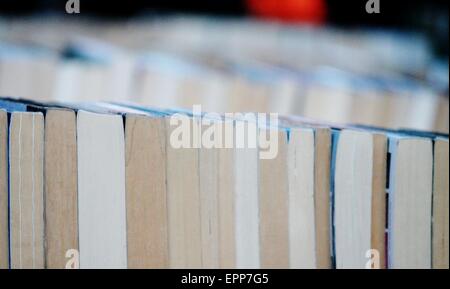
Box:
314;128;332;269
432;139;449;269
9;112;45;269
389;138;433;269
199;137;220;268
259;130;289;268
125;115;169;268
166;118;202;268
370;134;387;269
218;144;236;268
44;109;78;269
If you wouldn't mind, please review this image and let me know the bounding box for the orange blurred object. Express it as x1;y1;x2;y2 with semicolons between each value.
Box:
247;0;326;24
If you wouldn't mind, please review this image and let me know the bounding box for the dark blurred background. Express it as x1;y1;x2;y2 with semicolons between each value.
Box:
0;0;448;57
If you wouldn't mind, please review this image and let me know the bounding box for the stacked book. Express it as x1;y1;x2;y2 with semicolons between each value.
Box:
1;97;448;269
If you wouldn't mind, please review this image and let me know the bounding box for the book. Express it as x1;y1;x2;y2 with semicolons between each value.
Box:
77;110;127;269
287;128;315;269
388;136;433;269
370;133;388;269
313;128;333;269
259;129;289;268
125;114;169;268
217;128;236;269
432;138;449;269
334;129;387;268
334;129;371;269
234;120;260;269
166;117;202;268
44;108;79;269
199;123;220;268
9;111;45;269
0;109;7;269
0;45;57;101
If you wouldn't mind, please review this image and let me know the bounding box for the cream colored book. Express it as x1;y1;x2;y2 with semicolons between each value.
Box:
334;129;387;269
166;117;202;268
77;110;127;269
218;132;236;269
432;138;449;269
388;136;433;269
9;112;45;269
199;123;220;268
0;109;7;269
234;121;260;269
288;128;315;269
44;108;79;269
125;114;169;269
259;129;289;268
287;127;332;269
